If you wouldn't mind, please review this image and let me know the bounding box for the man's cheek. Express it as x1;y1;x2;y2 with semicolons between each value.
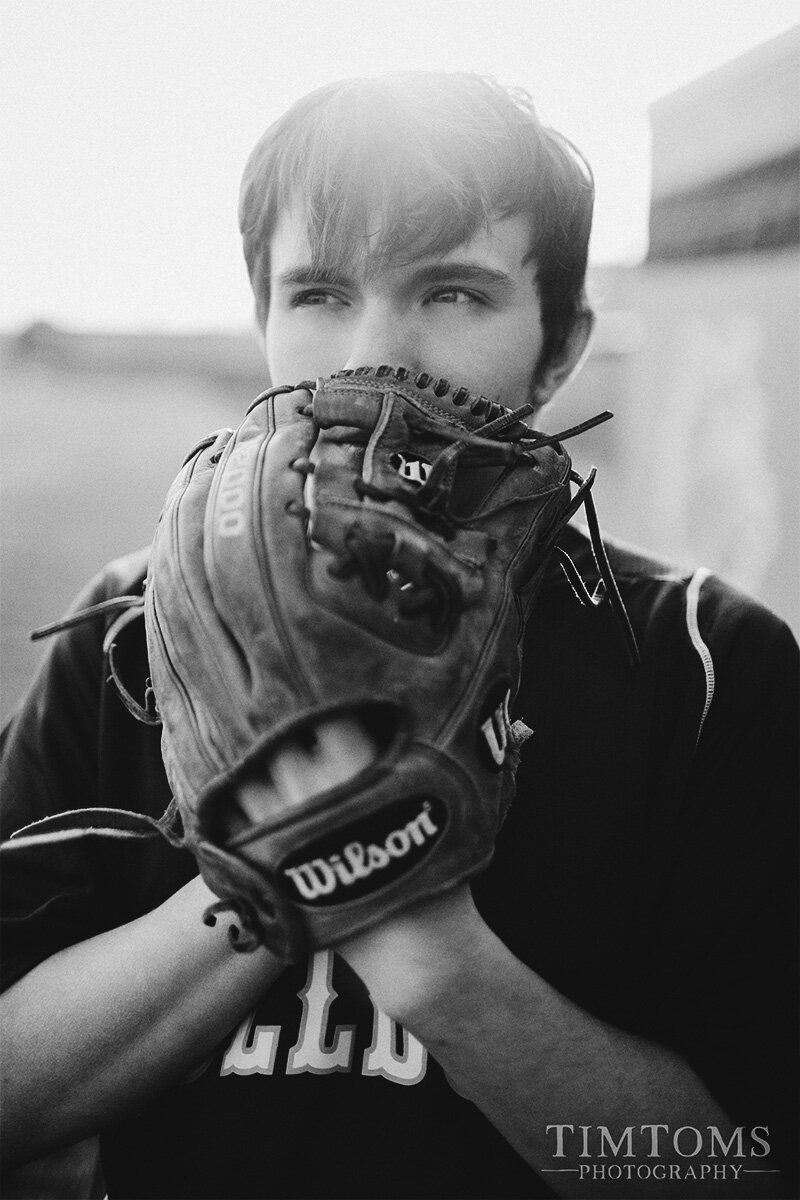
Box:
267;324;311;383
273;343;347;385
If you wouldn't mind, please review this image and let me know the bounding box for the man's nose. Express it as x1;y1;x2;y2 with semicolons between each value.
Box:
342;305;421;375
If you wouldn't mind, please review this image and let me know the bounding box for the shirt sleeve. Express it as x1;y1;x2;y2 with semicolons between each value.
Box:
637;578;799;1182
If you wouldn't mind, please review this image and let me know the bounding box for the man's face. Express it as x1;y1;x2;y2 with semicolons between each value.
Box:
265;206;546;407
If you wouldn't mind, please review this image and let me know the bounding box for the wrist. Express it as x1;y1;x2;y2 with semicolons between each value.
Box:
338;885;498;1023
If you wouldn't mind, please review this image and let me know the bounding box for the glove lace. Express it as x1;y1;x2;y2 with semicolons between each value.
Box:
203;898;262;951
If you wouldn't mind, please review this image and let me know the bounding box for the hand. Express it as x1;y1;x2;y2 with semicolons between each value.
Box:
237;713;491;1017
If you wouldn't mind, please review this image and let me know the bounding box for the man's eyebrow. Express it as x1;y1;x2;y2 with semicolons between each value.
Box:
409;262;516;290
275;265;353;288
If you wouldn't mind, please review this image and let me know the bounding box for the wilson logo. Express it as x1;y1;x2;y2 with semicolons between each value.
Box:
281;797;447;906
390;451;431;487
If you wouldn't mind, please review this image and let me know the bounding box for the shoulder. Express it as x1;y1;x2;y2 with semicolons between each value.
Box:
553;523;797;672
1;547;157;831
527;524;798;777
2;544;152;733
69;545;151;610
26;545;151;703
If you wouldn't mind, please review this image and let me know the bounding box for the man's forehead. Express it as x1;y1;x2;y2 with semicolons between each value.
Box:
268;205;535;282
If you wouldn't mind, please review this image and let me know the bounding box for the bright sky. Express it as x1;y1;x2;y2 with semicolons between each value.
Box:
1;0;797;332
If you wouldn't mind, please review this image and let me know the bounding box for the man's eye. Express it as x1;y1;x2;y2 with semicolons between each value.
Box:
290;290;344;308
427;288;482;305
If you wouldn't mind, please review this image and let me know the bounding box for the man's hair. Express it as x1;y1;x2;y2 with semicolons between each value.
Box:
239;71;594;374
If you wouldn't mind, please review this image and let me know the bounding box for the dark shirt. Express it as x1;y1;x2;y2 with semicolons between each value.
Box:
2;527;797;1198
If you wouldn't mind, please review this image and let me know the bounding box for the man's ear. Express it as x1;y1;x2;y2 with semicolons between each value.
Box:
532;310;595;406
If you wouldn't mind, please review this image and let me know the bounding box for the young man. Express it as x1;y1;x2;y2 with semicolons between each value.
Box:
1;73;797;1199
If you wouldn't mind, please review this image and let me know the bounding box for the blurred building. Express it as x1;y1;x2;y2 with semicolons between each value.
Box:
554;26;799;635
648;28;799;259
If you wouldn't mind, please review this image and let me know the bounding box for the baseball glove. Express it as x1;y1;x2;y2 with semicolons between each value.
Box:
143;366;632;961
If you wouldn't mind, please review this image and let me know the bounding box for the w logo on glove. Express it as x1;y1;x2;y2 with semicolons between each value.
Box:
390;451;431;486
480;688;513;768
